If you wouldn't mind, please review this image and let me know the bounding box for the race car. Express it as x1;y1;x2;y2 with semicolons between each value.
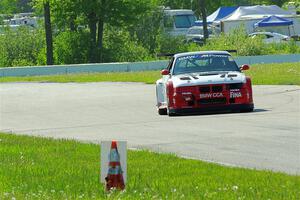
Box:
156;51;254;116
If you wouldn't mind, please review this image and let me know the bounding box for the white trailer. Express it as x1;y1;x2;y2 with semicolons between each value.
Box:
219;15;300;36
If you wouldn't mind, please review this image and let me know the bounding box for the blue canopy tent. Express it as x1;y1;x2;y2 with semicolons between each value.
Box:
195;6;238;26
254;15;294;35
254;15;293;27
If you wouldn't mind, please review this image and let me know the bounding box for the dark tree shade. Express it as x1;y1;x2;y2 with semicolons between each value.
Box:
44;1;53;65
199;0;209;40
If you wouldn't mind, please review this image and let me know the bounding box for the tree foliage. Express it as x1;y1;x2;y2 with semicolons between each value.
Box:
33;0;157;61
0;0;32;14
0;0;19;14
103;26;153;62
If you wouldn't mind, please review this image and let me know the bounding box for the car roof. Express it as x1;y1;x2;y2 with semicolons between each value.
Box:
174;51;231;58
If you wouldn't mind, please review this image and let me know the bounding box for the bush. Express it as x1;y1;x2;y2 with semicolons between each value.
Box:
103;27;153;62
264;41;300;55
0;26;45;67
188;27;300;56
54;31;90;65
157;34;192;55
187;28;264;56
0;42;9;67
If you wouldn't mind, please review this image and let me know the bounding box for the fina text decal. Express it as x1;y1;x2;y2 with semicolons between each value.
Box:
230;91;242;98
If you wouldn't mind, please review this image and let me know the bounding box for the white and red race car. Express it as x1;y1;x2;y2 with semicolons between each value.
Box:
156;51;254;116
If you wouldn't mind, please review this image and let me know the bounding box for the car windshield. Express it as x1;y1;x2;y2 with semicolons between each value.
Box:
173;54;239;75
174;15;195;28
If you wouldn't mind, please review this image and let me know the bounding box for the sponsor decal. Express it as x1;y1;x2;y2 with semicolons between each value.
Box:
178;54;230;61
178;55;200;61
201;54;230;58
200;93;223;98
177;54;233;61
230;91;242;98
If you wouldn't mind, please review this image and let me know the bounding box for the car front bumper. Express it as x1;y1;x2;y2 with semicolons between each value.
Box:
169;104;254;115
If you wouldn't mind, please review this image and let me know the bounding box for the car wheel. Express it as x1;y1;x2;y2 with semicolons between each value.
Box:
158;108;167;115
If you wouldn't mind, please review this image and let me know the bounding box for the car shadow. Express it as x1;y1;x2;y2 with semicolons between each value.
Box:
252;108;269;113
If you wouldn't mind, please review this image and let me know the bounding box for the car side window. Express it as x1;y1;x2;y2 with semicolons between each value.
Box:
266;34;274;39
167;57;175;71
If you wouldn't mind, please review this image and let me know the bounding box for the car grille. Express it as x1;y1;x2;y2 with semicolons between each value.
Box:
199;85;224;93
199;86;210;93
228;83;243;90
198;98;227;105
212;85;223;92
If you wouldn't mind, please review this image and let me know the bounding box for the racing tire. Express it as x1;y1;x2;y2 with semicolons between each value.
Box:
167;109;177;117
158;108;167;115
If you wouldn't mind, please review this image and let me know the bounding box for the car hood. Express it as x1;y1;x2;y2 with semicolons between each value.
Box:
171;71;246;88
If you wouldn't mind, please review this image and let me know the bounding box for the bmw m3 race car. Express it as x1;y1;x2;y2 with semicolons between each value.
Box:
156;51;254;116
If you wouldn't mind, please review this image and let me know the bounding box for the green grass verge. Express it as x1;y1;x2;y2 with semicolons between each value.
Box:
0;62;299;85
0;133;299;199
0;71;160;84
246;62;300;85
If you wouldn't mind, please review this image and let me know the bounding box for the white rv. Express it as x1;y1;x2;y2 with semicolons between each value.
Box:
163;8;197;36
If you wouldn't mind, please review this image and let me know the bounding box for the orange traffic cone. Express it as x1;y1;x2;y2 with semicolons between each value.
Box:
105;141;125;191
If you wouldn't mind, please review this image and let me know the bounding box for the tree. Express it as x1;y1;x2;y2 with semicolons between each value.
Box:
199;0;208;41
160;0;193;9
0;0;33;14
33;0;156;63
17;0;33;12
0;0;19;14
43;0;53;65
267;0;289;7
66;0;155;63
49;0;81;32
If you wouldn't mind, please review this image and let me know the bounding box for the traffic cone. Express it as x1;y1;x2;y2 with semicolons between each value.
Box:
105;141;125;191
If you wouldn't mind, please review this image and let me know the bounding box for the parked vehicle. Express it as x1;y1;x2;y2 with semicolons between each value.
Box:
248;32;291;43
163;8;197;36
156;51;254;116
185;26;214;44
2;13;39;28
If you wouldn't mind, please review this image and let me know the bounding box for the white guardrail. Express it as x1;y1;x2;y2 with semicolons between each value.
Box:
0;54;299;77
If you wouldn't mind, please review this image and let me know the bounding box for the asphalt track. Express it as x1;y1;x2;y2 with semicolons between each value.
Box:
0;83;299;174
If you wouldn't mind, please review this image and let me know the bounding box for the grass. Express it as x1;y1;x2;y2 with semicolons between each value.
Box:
0;133;299;199
0;62;299;85
0;71;160;84
246;62;300;85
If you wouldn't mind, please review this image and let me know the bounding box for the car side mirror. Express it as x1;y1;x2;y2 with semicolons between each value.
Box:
240;64;250;71
161;69;170;75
